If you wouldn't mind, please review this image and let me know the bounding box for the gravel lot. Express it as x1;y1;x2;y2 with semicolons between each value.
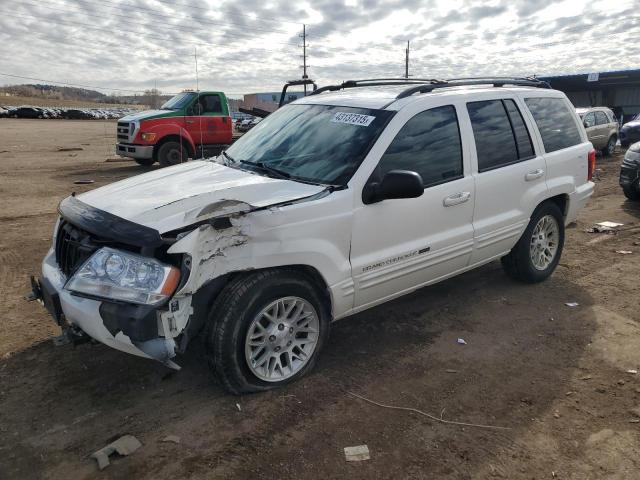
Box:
1;118;639;479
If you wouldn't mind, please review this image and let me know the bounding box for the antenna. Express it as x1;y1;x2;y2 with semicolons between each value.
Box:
299;24;309;95
194;47;199;92
405;40;410;79
194;47;204;160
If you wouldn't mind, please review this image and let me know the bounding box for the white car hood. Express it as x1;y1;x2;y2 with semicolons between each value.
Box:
78;161;325;233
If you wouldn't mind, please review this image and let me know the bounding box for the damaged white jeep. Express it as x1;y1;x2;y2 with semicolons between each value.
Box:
32;78;595;394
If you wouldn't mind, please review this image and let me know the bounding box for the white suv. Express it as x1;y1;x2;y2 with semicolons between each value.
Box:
32;78;595;393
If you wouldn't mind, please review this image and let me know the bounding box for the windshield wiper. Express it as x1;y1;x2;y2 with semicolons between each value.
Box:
221;150;236;165
239;160;291;179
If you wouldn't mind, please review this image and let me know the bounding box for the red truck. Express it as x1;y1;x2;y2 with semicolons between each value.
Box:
116;90;233;167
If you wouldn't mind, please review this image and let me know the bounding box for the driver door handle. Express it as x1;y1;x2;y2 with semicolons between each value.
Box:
186;120;195;124
525;169;545;181
443;191;471;207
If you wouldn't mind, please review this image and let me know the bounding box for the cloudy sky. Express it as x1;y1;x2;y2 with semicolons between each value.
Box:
0;0;638;97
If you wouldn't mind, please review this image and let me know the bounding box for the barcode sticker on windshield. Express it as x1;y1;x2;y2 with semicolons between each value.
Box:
331;112;376;127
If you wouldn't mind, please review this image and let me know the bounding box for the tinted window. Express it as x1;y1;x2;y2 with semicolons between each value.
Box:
201;95;222;113
595;111;609;125
583;112;596;128
468;100;519;171
525;97;582;153
376;106;462;187
503;99;535;159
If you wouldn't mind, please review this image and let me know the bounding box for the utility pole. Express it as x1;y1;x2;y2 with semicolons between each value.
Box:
300;24;309;95
405;40;410;79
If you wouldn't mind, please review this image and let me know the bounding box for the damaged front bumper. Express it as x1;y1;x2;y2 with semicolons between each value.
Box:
34;249;179;368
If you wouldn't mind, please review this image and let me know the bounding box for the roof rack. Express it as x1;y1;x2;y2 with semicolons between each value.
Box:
395;77;551;100
308;76;551;100
309;78;446;96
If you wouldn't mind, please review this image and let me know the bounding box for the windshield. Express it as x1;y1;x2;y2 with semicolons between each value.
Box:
161;92;197;110
225;104;394;185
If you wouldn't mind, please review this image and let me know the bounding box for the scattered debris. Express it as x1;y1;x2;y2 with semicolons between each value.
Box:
596;221;624;228
615;250;633;255
73;179;95;185
629;419;640;424
347;391;510;430
90;435;142;470
57;147;84;152
457;338;467;345
580;375;592;380
626;369;638;375
553;410;560;419
105;157;130;163
586;221;624;234
161;435;181;444
236;403;242;412
344;445;370;462
628;407;640;418
565;302;579;307
445;369;459;373
618;379;626;386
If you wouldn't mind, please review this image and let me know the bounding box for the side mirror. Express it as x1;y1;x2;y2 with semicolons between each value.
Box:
362;170;424;204
583;121;589;128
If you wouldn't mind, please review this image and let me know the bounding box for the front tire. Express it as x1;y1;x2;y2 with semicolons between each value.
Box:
157;141;188;167
204;269;330;394
501;202;565;283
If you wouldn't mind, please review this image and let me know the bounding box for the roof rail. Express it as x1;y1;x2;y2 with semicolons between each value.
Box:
395;77;551;100
309;78;446;96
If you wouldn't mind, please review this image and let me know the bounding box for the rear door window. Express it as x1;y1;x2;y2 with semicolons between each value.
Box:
595;111;609;125
524;97;583;153
583;112;596;128
376;105;463;187
467;99;535;172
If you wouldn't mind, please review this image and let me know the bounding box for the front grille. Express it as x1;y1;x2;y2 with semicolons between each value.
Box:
55;220;100;277
117;121;131;142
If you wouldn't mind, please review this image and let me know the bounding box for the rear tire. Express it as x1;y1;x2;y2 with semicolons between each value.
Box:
622;186;640;201
501;202;565;283
157;141;188;167
134;157;155;167
204;269;330;394
602;136;617;156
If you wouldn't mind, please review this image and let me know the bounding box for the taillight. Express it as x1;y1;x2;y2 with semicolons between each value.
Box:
587;149;596;181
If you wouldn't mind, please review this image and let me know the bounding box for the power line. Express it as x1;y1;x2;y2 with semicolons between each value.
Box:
106;0;306;26
27;0;293;36
13;3;300;47
0;72;151;94
0;11;299;54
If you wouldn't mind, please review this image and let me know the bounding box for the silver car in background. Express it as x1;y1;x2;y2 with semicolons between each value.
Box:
576;107;619;156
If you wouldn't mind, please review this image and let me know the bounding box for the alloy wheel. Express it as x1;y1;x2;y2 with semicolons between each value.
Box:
244;296;320;382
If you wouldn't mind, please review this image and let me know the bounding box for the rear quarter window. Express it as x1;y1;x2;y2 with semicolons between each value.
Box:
524;97;583;153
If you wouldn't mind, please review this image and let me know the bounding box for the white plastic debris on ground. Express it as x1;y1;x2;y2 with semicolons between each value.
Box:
457;338;467;345
344;445;370;461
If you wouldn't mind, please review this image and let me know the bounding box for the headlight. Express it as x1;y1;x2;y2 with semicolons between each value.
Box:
66;247;180;306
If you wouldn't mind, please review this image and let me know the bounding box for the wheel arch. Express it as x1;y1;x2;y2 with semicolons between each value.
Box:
544;193;569;218
181;264;333;352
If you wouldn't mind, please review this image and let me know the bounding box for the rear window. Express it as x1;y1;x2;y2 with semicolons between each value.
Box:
524;97;583;153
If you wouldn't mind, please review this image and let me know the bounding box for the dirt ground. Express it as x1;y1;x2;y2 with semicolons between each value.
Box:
1;118;639;479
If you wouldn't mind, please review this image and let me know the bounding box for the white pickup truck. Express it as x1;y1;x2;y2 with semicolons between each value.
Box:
32;77;595;394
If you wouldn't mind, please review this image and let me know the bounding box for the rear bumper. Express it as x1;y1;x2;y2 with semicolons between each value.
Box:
566;181;594;225
116;143;154;160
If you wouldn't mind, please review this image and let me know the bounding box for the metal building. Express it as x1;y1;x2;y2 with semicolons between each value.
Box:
540;69;640;123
